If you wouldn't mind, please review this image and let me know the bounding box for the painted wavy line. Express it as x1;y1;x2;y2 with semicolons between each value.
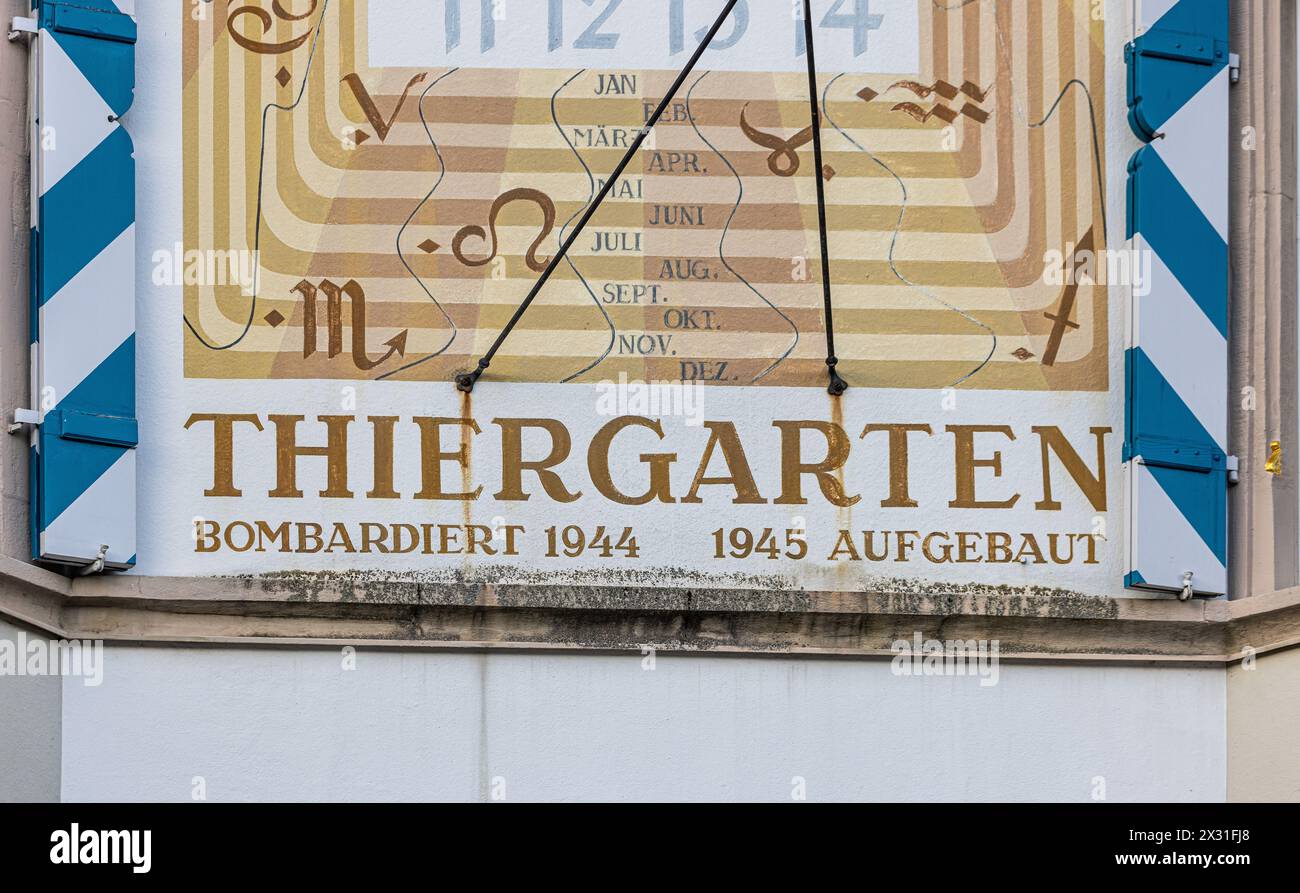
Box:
823;73;996;387
684;71;798;384
378;66;462;382
550;69;616;383
1029;78;1108;241
184;0;332;352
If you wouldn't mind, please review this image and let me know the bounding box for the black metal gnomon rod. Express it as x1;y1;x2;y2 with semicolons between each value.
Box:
800;0;847;396
456;0;845;396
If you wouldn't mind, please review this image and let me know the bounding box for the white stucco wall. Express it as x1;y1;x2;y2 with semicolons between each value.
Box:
0;617;61;802
60;647;1226;802
1229;647;1300;802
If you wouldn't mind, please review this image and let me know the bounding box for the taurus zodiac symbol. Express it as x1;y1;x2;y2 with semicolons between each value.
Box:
738;104;814;177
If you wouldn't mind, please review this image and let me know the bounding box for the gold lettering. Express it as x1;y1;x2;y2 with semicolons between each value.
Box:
682;422;766;504
827;529;861;561
368;416;401;499
863;531;890;561
896;530;920;561
861;424;933;508
414;417;483;501
294;522;324;553
922;531;952;563
194;519;221;552
773;421;860;507
588;417;676;505
392;524;421;554
1047;532;1075;564
1033;426;1110;511
184;413;265;497
466;525;497;556
955;531;982;563
493;418;581;503
324;522;356;553
1014;533;1046;564
359;522;390;553
268;415;353;499
255;520;290;552
947;425;1019;509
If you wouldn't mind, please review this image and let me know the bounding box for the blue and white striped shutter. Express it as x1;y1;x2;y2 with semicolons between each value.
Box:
1124;0;1229;596
28;0;137;570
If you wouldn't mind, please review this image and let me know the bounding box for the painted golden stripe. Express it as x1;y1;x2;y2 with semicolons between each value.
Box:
183;0;1108;392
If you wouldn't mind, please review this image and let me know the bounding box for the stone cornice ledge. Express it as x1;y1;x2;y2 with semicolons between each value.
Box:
3;563;1300;663
0;555;72;637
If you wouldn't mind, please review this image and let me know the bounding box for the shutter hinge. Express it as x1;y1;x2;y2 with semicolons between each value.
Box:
77;545;112;576
1126;27;1230;141
7;16;36;43
1229;52;1241;85
1126;437;1225;473
7;408;40;435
